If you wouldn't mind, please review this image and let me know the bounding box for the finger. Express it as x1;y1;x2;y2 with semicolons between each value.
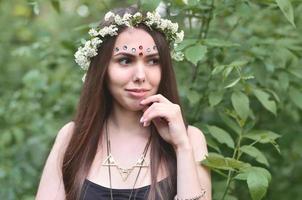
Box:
140;103;159;123
143;106;169;125
140;94;170;105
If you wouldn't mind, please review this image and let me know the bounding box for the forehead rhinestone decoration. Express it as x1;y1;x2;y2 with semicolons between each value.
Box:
146;48;151;52
131;48;136;53
123;45;127;50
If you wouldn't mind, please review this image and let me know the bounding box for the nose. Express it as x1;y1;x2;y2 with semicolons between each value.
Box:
132;62;146;83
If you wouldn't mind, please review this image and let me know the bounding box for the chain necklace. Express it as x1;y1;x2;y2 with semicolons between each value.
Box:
103;121;151;200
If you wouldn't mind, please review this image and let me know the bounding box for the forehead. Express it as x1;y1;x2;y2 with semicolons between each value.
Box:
114;28;155;48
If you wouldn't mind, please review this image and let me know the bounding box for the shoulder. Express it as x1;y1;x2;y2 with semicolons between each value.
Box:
49;121;75;163
35;121;75;199
45;121;76;167
187;125;208;162
55;121;75;145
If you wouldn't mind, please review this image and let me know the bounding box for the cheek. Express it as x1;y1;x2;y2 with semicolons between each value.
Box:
108;66;131;86
149;68;161;86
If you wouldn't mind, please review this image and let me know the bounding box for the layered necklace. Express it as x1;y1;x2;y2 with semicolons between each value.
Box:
102;121;152;200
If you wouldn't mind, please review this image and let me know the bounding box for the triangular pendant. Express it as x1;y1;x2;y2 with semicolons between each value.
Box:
116;167;135;181
135;154;149;167
102;153;149;182
102;153;117;166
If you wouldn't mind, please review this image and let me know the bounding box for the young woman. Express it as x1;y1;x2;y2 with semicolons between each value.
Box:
36;6;211;200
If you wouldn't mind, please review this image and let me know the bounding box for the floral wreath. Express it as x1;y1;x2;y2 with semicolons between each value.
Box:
74;11;184;82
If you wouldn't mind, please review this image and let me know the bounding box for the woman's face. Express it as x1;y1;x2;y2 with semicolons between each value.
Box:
106;28;161;111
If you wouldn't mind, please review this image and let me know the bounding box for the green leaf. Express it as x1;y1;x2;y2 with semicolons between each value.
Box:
28;1;40;15
212;65;226;75
229;60;249;68
278;72;289;90
187;0;199;6
247;168;269;200
175;39;197;51
140;0;161;11
288;67;302;79
231;91;250;120
276;0;296;27
207;125;235;148
219;112;241;135
187;89;201;105
185;44;207;65
253;88;277;115
240;145;269;166
202;153;250;170
204;38;240;47
51;0;60;13
244;130;281;144
289;87;302;110
209;91;224;107
205;137;221;153
224;77;240;88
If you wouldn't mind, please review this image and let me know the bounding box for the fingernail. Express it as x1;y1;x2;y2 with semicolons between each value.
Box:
140;116;144;123
143;122;146;127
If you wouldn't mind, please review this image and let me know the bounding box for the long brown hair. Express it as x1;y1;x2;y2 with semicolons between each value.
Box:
62;6;188;200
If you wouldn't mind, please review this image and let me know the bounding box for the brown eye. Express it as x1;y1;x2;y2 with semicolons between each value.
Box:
147;58;159;65
118;57;132;65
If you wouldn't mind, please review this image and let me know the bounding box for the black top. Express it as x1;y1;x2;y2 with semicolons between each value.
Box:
80;177;173;200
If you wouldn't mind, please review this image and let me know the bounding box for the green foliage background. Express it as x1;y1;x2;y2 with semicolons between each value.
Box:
1;0;301;199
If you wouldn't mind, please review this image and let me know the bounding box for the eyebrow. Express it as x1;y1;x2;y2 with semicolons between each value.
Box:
113;52;159;58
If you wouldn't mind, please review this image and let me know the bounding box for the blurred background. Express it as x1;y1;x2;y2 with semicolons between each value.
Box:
0;0;301;199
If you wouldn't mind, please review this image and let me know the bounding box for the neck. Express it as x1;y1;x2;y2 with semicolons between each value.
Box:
107;102;150;137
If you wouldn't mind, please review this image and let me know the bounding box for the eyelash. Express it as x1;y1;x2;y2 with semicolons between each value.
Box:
118;57;132;65
117;57;159;66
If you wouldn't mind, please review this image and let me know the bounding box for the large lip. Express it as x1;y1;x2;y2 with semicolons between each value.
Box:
125;89;150;98
125;88;150;92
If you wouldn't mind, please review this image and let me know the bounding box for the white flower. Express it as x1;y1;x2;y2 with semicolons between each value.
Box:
88;28;99;37
171;51;184;61
170;22;179;33
175;30;184;43
104;11;115;21
133;12;142;18
91;37;102;46
98;25;118;37
114;15;123;25
123;13;132;21
82;73;87;82
159;19;169;30
146;12;161;25
75;48;90;70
